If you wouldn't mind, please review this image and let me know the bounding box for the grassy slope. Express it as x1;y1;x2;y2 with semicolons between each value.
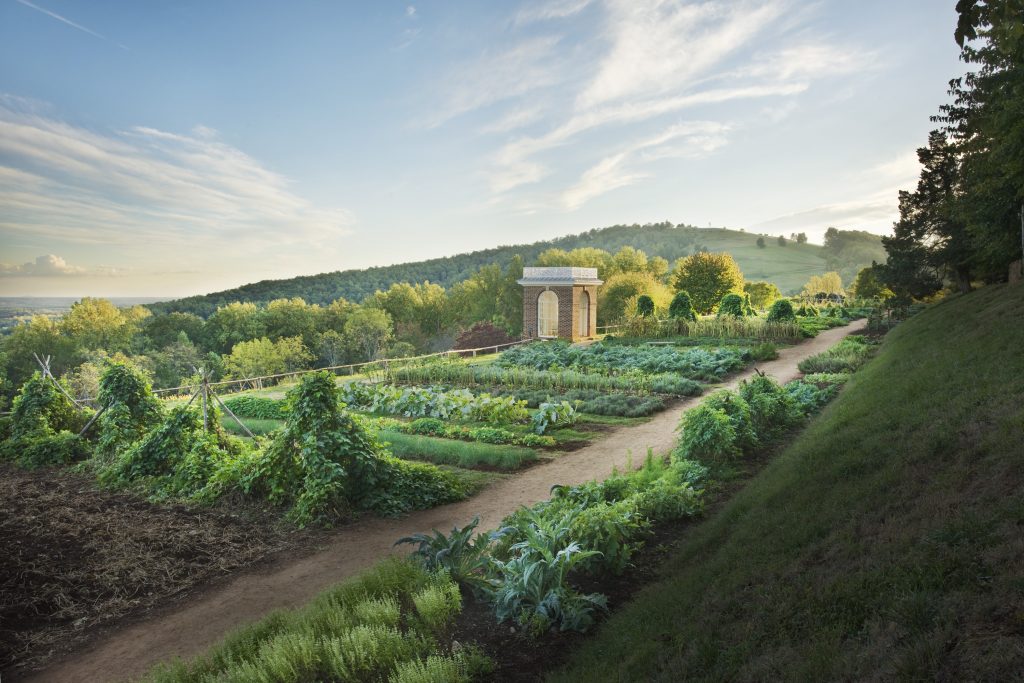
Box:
553;284;1024;682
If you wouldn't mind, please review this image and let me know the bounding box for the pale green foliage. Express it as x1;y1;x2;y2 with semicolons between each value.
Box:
801;271;845;297
388;654;470;683
223;336;312;383
531;400;579;434
412;580;462;633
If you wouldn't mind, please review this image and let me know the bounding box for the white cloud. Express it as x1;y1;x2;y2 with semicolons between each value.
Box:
562;153;647;210
0;101;354;253
479;105;546;135
406;5;417;18
0;254;88;277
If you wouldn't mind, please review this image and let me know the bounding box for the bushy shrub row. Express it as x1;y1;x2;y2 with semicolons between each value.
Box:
221;395;289;420
374;416;556;448
673;374;847;465
497;341;747;379
487;387;667;417
399;453;707;635
144;559;492;683
340;382;531;424
797;335;876;374
392;361;704;397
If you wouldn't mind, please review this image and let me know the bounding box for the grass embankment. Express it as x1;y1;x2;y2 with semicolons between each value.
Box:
553;283;1024;681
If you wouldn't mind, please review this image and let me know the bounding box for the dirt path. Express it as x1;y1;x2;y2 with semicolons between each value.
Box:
29;321;865;683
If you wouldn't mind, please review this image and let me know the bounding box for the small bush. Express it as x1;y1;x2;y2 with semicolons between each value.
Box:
674;403;739;464
717;293;747;318
766;299;796;322
749;342;779;361
221;396;287;420
636;295;655;317
669;291;697;321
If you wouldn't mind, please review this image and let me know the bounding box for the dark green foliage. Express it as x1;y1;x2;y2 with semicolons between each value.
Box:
245;372;463;525
766;298;796;322
380;431;537;471
221;395;288;420
636;295;655;317
407;417;445;436
668;290;697;321
716;293;746;318
8;372;83;440
737;375;801;441
95;361;164;462
99;405;242;498
1;372;91;468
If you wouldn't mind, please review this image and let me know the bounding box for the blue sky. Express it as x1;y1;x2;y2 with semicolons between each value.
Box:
0;0;963;297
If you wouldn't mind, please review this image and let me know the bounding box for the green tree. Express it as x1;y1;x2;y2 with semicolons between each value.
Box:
756;236;766;249
223;336;312;382
2;315;76;388
717;293;747;318
61;297;143;353
851;266;895;300
344;307;393;361
766;299;796;322
599;272;671;324
143;312;205;349
671;252;744;314
262;298;319;345
938;0;1024;278
795;232;808;244
743;281;781;310
801;272;845;298
204;302;266;354
777;235;787;247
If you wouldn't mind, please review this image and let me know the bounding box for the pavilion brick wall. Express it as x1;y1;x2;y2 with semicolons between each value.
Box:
522;284;598;341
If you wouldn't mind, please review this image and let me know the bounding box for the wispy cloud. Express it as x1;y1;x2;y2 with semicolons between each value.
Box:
461;0;869;205
514;0;594;26
423;36;566;128
14;0;128;50
562;121;730;209
0;100;354;255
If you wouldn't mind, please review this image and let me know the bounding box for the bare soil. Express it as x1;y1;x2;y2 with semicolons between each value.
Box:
0;468;322;679
19;321;864;683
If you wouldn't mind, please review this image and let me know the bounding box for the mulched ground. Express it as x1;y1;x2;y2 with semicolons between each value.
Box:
0;464;315;678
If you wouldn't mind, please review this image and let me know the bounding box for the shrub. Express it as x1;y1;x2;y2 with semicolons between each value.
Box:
674;403;740;464
647;375;703;396
407;417;446;436
766;299;797;323
702;391;758;453
668;291;697;321
749;342;779;361
636;295;655;317
798;335;874;374
716;293;747;318
738;374;801;440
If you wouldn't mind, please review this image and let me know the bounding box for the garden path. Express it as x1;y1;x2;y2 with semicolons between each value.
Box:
30;320;866;683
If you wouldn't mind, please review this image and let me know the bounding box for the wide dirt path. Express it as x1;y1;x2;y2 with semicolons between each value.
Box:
31;321;865;683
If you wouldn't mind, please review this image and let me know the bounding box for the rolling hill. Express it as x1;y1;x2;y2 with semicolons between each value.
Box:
149;222;884;317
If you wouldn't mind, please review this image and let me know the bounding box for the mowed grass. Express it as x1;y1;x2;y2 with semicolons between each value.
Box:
380;431;539;471
553;283;1024;682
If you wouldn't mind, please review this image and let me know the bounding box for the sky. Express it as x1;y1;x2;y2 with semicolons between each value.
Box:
0;0;965;297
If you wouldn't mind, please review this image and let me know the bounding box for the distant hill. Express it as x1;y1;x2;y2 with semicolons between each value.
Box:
150;222;884;317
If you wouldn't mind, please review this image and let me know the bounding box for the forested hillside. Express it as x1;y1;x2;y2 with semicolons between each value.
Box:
149;223;884;317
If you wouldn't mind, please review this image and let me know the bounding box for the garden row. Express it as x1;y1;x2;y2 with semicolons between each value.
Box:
144;335;875;681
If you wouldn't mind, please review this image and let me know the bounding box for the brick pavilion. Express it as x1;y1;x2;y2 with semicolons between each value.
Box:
518;267;602;341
